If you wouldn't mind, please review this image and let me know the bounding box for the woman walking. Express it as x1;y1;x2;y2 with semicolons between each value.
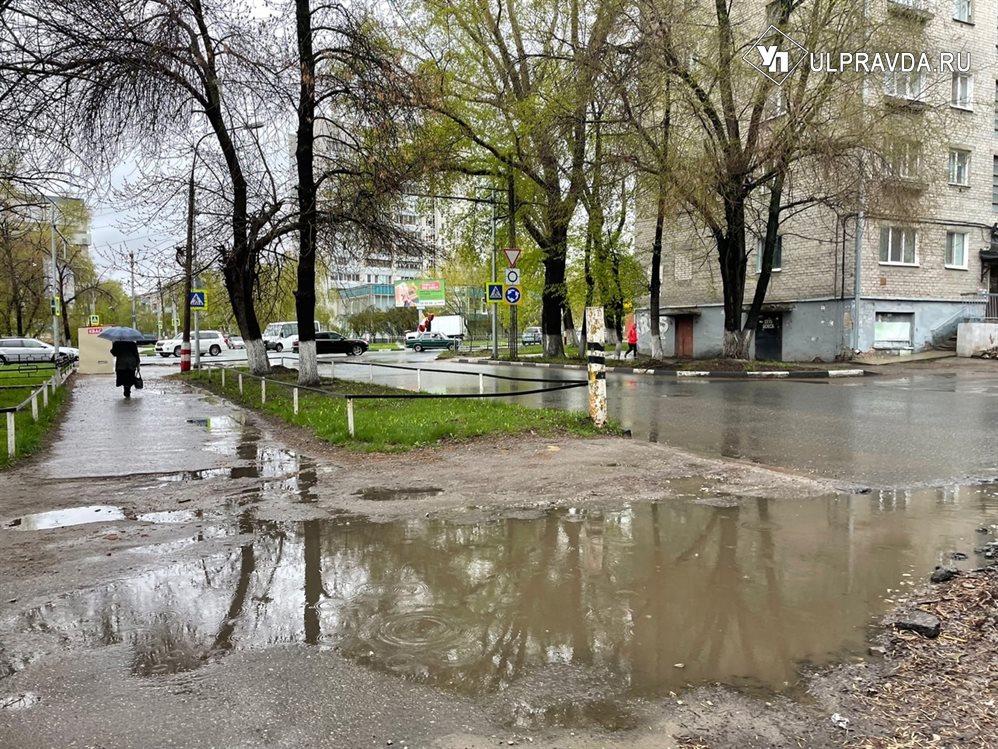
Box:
110;339;141;398
625;321;638;359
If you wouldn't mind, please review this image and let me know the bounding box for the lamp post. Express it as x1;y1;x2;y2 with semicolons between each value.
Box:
181;131;214;373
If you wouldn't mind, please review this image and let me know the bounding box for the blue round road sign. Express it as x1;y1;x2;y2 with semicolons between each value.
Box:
504;286;521;304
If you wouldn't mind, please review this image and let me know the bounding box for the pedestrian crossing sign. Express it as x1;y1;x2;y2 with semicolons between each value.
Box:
189;290;208;311
487;283;503;303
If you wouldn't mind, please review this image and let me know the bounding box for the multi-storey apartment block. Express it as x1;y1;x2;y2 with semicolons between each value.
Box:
636;0;997;361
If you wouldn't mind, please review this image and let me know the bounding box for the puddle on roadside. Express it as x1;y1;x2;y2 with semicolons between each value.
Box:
6;506;125;530
1;692;39;710
354;487;443;502
7;484;997;728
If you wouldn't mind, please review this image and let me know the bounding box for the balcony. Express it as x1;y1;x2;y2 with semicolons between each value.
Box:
887;0;933;20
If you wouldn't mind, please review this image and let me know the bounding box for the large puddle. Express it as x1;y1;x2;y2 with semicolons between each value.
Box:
8;485;998;726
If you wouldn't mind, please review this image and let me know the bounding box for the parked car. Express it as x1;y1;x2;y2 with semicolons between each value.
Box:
521;326;542;346
0;337;77;365
155;330;228;358
229;336;245;349
136;332;158;346
292;331;368;356
405;332;457;352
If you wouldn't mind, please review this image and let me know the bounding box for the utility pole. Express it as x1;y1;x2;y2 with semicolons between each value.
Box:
49;202;60;358
491;194;498;359
129;251;137;329
181;164;195;373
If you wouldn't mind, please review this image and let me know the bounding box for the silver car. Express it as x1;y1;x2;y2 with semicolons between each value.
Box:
0;337;78;365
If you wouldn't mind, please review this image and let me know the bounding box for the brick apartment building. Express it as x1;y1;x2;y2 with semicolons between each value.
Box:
635;0;996;361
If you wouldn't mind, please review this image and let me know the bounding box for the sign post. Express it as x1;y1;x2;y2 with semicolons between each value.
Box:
586;307;607;428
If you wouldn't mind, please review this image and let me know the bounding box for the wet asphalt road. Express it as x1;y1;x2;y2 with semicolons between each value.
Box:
316;355;998;488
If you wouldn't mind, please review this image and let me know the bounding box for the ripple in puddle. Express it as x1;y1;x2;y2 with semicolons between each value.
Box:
355;487;443;502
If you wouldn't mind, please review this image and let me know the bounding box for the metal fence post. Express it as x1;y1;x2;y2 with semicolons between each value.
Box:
293;387;299;415
479;372;484;394
261;378;266;405
329;360;334;380
6;412;14;457
207;366;212;381
347;398;355;437
586;306;607;428
30;394;38;422
238;372;243;394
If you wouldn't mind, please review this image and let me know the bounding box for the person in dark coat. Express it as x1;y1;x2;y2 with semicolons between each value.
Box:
110;340;141;398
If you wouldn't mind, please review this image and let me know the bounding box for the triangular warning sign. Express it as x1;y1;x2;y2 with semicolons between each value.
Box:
488;285;503;300
503;248;521;267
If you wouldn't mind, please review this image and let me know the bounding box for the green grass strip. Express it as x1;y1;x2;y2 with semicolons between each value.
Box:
183;368;617;453
0;382;69;469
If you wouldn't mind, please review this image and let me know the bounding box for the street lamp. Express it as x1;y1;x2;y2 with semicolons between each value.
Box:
181;123;263;372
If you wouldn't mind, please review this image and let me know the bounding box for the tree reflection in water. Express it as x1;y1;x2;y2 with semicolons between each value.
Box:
13;488;996;718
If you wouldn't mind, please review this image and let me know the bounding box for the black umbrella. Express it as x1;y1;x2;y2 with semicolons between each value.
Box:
97;326;145;341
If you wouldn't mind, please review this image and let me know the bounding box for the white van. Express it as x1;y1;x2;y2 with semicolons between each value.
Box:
263;321;319;352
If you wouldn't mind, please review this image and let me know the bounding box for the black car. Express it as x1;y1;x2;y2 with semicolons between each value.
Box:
292;331;368;356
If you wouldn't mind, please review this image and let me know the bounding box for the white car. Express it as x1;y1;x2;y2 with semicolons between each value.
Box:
0;337;78;365
155;330;227;358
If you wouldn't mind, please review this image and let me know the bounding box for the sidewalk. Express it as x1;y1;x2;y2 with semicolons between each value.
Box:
41;370;243;480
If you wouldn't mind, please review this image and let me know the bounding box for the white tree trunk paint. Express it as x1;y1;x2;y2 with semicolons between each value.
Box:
297;339;319;386
245;338;270;375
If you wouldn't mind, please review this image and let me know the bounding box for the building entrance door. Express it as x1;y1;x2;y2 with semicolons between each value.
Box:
675;317;694;358
755;313;783;361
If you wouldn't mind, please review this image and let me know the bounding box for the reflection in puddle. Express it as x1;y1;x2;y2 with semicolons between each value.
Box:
355;487;443;502
0;692;39;710
6;505;125;530
7;486;998;727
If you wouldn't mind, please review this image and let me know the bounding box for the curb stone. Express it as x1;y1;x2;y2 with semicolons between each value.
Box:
451;358;873;379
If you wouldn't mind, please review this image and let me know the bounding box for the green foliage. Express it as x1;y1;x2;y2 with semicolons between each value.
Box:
185;368;614;451
0;370;69;469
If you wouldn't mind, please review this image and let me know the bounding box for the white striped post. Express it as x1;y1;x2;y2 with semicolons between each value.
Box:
369;363;373;381
416;368;421;391
347;398;355;437
6;412;14;457
329;360;335;380
30;394;38;422
586;307;607;428
261;378;266;404
293;387;299;415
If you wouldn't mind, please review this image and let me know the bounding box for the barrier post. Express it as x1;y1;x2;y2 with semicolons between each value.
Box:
30;394;38;422
221;368;226;388
261;378;267;404
238;372;244;394
417;368;421;391
479;372;484;394
369;363;373;381
586;306;607;428
293;387;299;415
42;381;49;408
347;398;355;437
6;412;14;457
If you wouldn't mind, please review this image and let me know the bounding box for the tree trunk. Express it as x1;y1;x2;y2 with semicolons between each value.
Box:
245;337;269;373
742;170;786;350
541;229;568;359
563;306;577;349
648;194;665;359
722;328;752;359
294;0;319;386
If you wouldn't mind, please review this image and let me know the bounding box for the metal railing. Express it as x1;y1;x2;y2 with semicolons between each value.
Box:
197;359;587;438
983;293;998;320
0;361;75;458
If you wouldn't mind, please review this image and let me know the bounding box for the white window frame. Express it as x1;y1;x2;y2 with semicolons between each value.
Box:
945;231;969;269
879;226;918;266
764;88;787;119
756;235;783;273
885;71;926;101
888;140;921;179
948;149;971;186
953;0;972;22
951;73;973;109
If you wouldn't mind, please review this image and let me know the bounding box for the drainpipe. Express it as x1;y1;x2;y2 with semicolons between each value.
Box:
853;207;864;352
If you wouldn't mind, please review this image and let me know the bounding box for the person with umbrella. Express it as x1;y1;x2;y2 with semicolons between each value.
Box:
98;327;143;399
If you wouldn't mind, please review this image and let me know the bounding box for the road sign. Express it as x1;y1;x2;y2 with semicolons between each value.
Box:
504;286;521;305
503;248;521;267
88;314;100;326
504;267;520;285
51;296;61;317
487;283;503;303
172;317;180;328
189;289;207;311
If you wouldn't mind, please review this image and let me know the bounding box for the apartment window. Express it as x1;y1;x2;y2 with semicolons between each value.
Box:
887;140;921;179
879;226;917;265
756;235;783;272
953;0;972;22
885;71;926;101
945;232;968;268
951;74;973;109
948;149;971;186
764;88;786;119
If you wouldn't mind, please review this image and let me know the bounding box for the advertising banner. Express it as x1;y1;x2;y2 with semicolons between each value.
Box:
394;279;446;308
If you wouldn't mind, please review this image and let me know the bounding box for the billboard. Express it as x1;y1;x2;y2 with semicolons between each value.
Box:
394;278;446;308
